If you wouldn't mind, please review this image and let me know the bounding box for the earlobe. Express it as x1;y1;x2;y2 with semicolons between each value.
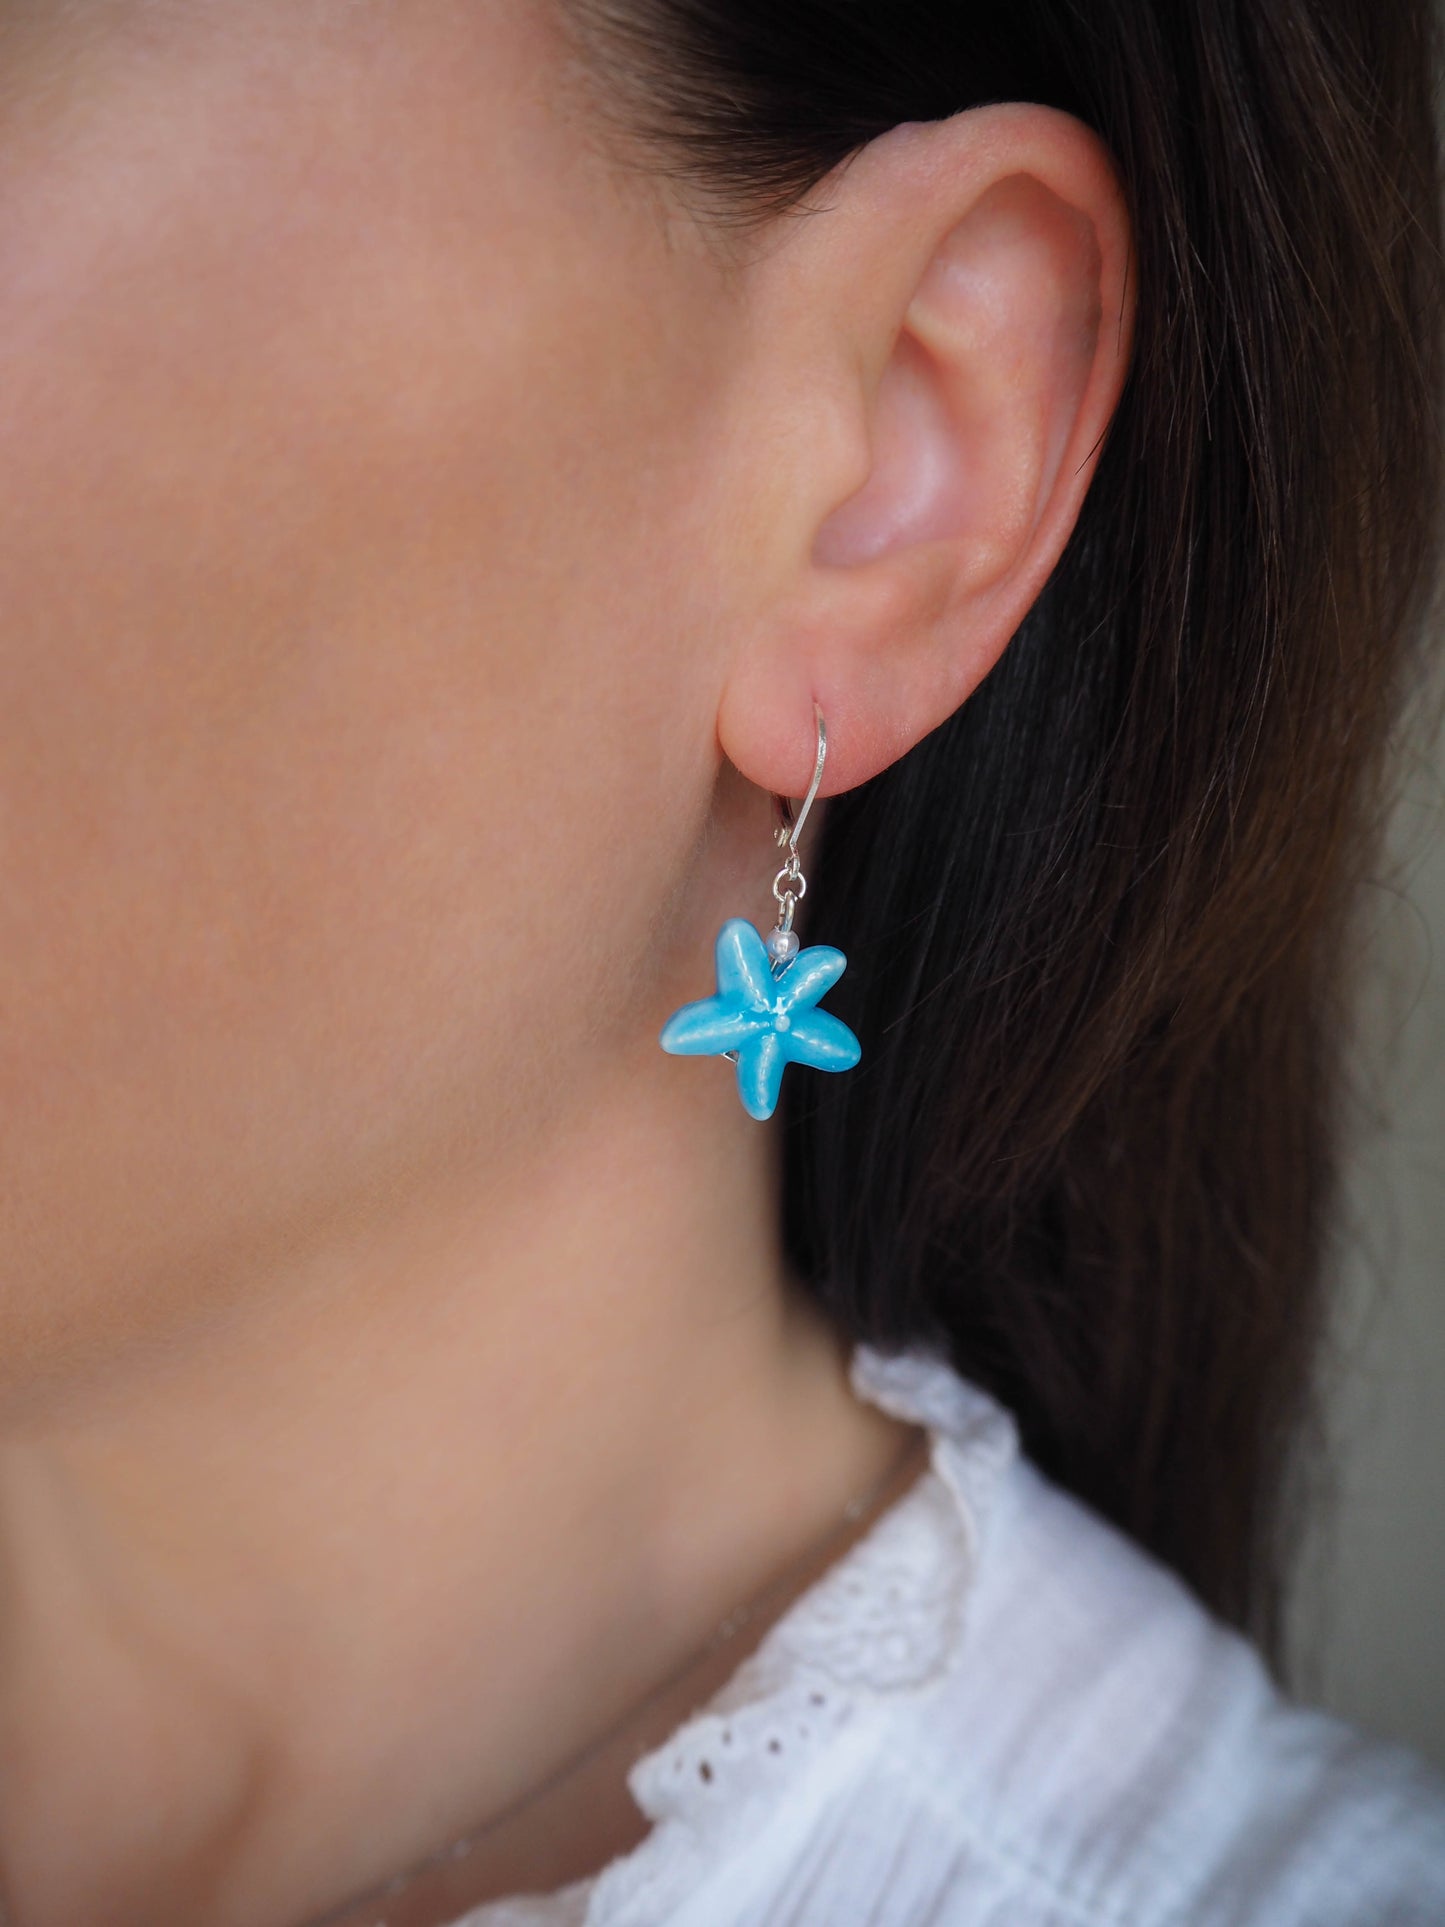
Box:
718;106;1134;801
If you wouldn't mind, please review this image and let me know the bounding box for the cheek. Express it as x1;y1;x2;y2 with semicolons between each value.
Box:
0;10;735;1380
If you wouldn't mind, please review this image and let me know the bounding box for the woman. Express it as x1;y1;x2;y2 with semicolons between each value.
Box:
0;1;1441;1923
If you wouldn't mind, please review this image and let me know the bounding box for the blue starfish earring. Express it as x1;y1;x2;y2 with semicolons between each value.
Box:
659;702;861;1121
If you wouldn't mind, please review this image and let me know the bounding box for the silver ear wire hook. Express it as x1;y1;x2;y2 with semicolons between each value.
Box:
767;701;826;969
774;701;827;857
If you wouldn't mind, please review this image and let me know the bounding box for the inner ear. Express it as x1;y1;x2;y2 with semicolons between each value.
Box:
812;171;1105;588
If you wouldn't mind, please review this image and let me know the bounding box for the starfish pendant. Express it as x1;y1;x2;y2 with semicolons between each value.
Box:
659;917;862;1121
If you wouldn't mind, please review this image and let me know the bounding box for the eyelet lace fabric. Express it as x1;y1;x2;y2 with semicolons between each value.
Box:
460;1341;1021;1927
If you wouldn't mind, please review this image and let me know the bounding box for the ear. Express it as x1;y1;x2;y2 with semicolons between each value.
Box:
716;103;1135;799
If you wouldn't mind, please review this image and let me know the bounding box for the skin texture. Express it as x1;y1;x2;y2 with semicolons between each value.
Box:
0;4;1133;1923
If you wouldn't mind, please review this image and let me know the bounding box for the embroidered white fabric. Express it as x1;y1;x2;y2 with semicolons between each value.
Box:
455;1341;1445;1927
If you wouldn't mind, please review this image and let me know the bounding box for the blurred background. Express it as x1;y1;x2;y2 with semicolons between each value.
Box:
1288;675;1445;1772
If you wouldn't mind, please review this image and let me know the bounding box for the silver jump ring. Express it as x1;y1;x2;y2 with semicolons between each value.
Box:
773;865;807;908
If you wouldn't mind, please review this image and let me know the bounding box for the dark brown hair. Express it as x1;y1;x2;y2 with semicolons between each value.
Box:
566;0;1444;1668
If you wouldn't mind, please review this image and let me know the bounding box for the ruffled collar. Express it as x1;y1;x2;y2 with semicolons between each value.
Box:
466;1341;1021;1927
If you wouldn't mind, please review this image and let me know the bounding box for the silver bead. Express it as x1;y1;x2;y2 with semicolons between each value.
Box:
766;926;800;963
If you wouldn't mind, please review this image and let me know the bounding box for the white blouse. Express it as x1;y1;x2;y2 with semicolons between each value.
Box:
458;1341;1445;1926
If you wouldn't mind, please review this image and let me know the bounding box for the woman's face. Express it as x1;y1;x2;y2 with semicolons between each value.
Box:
0;2;753;1393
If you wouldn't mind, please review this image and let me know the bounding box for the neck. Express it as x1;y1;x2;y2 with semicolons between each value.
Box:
0;1058;913;1927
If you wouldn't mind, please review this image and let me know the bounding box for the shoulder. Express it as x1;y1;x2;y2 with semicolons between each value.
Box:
880;1447;1445;1925
604;1345;1445;1927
